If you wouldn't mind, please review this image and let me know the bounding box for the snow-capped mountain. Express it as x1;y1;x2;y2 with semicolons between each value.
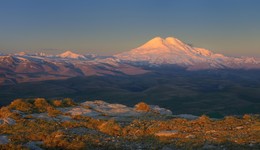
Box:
15;51;29;56
56;50;98;60
57;50;87;59
115;37;260;70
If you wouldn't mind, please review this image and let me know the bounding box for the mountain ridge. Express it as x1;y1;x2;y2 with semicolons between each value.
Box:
0;36;260;85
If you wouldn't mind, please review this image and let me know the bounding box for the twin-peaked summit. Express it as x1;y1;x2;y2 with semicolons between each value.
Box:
115;36;221;66
134;36;213;57
115;36;259;69
138;36;191;51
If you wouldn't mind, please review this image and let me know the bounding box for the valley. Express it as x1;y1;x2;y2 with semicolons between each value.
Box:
1;69;260;117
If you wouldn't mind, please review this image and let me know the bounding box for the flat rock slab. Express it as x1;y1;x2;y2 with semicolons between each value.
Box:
24;141;43;150
80;100;172;117
58;106;101;117
28;113;72;122
0;135;9;144
0;117;16;125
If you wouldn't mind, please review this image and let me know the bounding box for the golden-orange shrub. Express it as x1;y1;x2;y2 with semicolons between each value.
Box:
52;100;63;107
34;98;51;112
9;99;34;113
134;102;150;112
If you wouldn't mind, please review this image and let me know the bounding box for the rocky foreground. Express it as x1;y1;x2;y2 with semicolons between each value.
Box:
0;98;260;150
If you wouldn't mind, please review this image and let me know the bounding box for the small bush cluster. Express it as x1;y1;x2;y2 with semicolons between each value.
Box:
43;131;85;149
98;119;122;136
7;98;77;115
134;102;150;112
52;100;63;107
47;106;62;117
9;99;34;113
0;107;13;118
33;98;51;112
51;98;77;107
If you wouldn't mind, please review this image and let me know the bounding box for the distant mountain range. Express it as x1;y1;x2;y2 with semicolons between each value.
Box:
0;36;260;85
1;37;260;116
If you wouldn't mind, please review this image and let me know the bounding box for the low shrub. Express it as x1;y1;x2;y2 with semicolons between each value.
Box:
0;107;13;118
52;100;63;107
98;119;122;136
43;131;85;150
34;98;51;112
9;99;34;113
134;102;150;112
63;98;76;107
47;107;62;117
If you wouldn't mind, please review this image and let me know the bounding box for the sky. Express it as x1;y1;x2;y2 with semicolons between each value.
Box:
0;0;260;57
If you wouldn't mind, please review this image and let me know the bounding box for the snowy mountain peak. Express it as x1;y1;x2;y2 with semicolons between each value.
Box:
139;37;166;49
15;52;28;56
58;50;86;59
165;37;190;50
138;36;191;51
115;36;260;69
165;37;183;45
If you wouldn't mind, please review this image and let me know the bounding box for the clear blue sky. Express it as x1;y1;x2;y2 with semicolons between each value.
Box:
0;0;260;56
